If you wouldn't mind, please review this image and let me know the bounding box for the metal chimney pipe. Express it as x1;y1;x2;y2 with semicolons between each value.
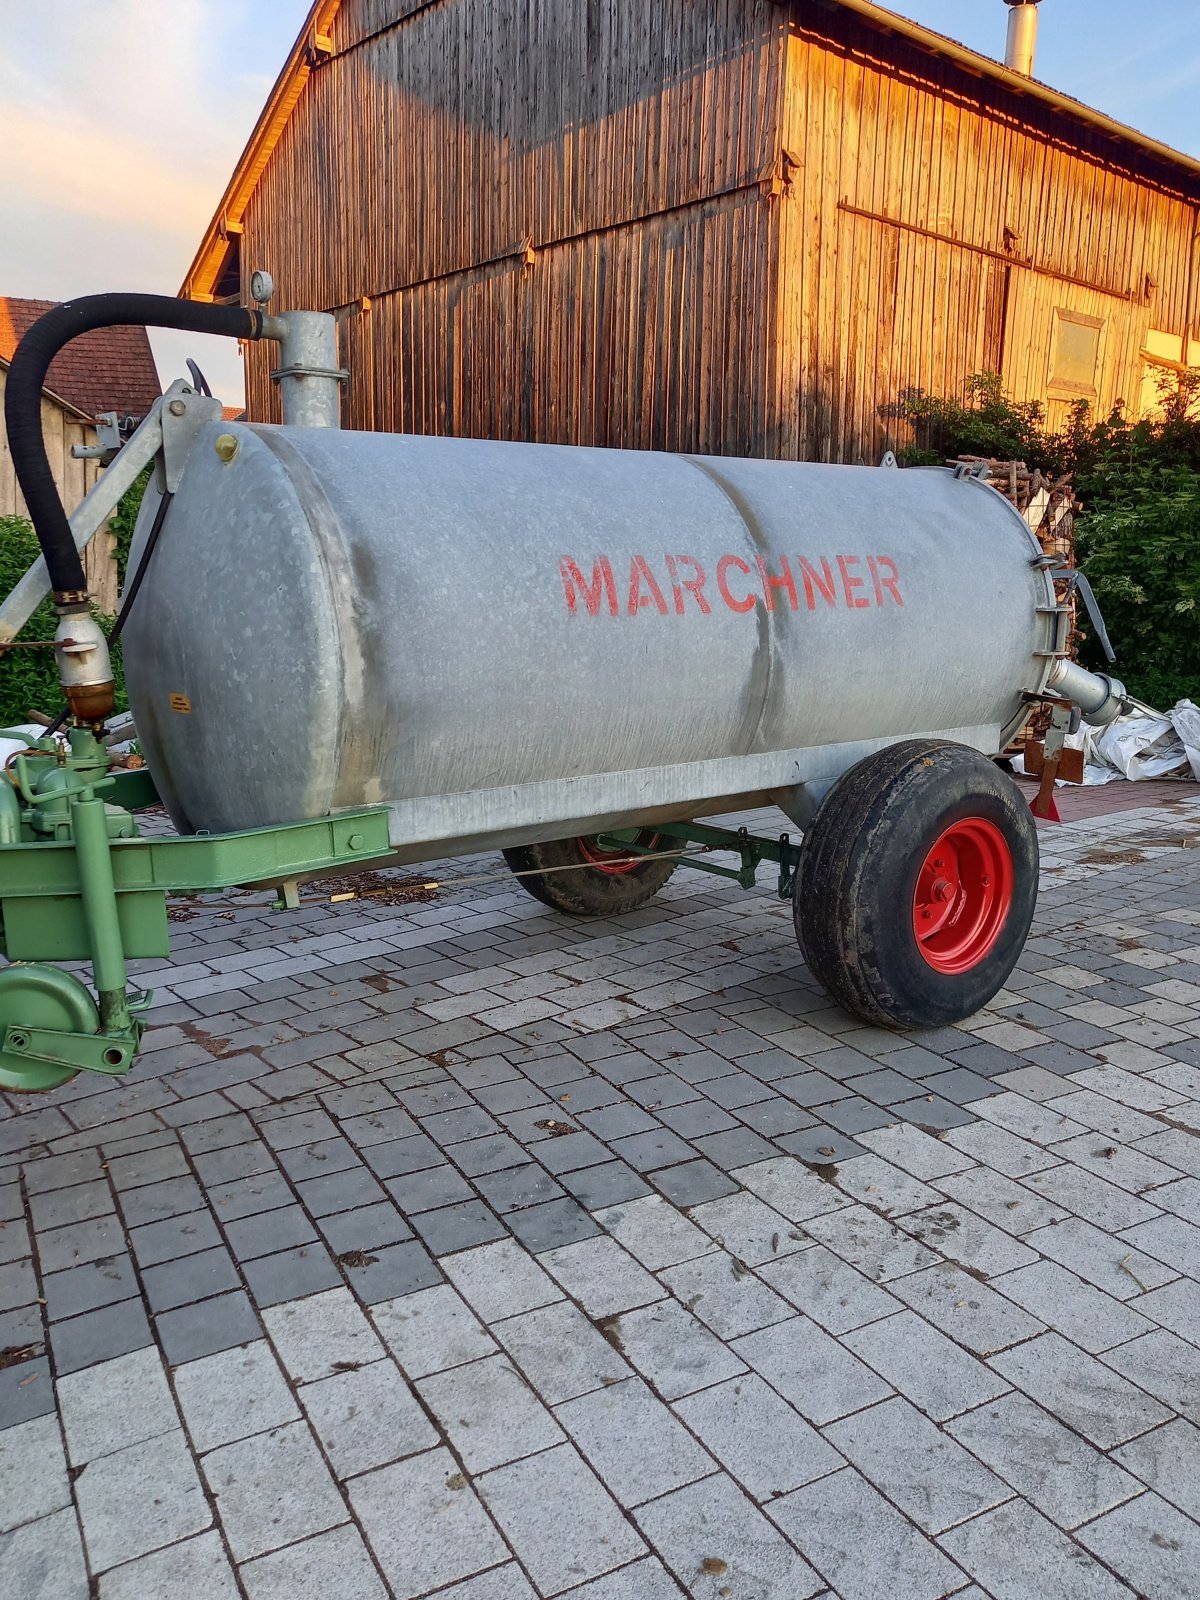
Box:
1004;0;1039;76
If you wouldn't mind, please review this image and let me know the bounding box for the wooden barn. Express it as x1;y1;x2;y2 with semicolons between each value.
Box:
183;0;1200;463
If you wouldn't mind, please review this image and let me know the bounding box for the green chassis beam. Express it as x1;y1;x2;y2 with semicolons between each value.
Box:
0;807;396;963
595;820;803;899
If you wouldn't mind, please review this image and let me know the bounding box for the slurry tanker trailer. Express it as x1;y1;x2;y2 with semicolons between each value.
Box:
0;284;1127;1092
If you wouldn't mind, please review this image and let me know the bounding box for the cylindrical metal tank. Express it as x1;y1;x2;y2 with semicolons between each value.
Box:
123;424;1057;860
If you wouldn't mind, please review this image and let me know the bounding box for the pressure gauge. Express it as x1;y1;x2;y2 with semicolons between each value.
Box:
250;270;275;306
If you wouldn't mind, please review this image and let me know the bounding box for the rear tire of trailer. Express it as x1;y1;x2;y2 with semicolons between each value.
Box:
794;739;1038;1029
502;831;677;916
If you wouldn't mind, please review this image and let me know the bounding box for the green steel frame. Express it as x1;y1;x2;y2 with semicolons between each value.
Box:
0;723;800;1089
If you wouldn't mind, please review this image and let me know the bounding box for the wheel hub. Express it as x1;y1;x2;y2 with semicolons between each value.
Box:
577;829;663;876
0;965;99;1092
912;819;1014;975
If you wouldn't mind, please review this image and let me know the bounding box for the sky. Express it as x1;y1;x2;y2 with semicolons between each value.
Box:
2;0;1198;407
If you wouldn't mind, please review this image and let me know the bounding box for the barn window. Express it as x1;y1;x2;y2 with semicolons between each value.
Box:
1048;309;1104;398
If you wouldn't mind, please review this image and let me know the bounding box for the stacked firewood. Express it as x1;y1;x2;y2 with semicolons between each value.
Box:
948;458;1081;756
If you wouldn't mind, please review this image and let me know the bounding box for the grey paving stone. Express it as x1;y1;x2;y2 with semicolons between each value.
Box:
194;1141;278;1186
648;1157;739;1207
1120;1212;1200;1276
43;1253;139;1322
348;1446;509;1596
173;1340;300;1452
941;1499;1134;1600
556;1375;713;1506
22;1148;103;1193
541;1234;666;1318
637;1471;822;1598
935;1166;1070;1235
0;1505;89;1600
35;1214;125;1274
660;1250;791;1339
759;1244;901;1334
887;1262;1044;1356
317;1200;413;1254
993;1259;1156;1353
51;1297;153;1376
372;1283;498;1377
1113;1419;1200;1520
674;1371;841;1503
595;1194;716;1270
449;1131;532;1177
239;1523;388;1600
901;1202;1039;1278
734;1314;891;1425
826;1153;942;1217
296;1163;387;1218
1130;1276;1200;1346
340;1237;442;1303
688;1190;806;1266
505;1195;600;1252
410;1199;508;1255
0;1412;71;1533
206;1171;296;1216
201;1419;346;1562
842;1308;1011;1422
129;1210;222;1268
693;1126;780;1170
242;1243;341;1306
770;1466;963;1600
493;1298;629;1402
825;1395;1009;1534
419;1352;563;1471
533;1561;677;1600
536;1129;617;1175
801;1203;943;1283
613;1299;747;1401
142;1245;241;1312
947;1392;1142;1530
656;1099;741;1139
731;1155;850;1222
856;1122;975;1180
1009;1215;1176;1302
302;1357;438;1477
226;1203;319;1262
117;1174;203;1228
385;1163;475;1214
559;1159;653;1209
990;1331;1172;1448
1077;1492;1200;1600
442;1237;562;1321
1101;1328;1200;1422
479;1441;646;1593
98;1529;240;1599
155;1290;262;1365
75;1427;210;1573
1024;1162;1164;1233
263;1286;384;1383
58;1345;178;1465
473;1162;564;1213
28;1178;115;1231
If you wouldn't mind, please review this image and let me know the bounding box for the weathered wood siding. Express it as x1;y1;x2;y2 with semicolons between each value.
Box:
242;0;789;452
237;0;1199;464
777;10;1199;461
0;368;116;611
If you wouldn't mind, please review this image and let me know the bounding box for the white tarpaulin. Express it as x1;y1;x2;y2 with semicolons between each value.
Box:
1068;699;1200;784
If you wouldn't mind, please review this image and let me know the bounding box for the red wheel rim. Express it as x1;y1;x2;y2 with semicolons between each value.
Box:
576;830;662;876
912;818;1014;975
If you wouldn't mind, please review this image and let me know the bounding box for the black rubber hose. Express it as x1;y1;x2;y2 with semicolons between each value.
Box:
3;294;265;601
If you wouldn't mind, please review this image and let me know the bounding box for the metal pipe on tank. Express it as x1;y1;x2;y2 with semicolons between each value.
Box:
1046;658;1128;727
268;312;345;428
1004;0;1039;77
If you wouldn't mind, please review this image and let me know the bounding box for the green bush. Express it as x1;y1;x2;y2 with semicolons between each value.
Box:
888;374;1200;708
0;469;149;727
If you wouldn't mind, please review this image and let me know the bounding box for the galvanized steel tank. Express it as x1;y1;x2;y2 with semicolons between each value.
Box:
122;424;1057;859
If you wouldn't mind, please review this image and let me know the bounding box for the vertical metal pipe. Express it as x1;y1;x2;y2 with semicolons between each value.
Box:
1004;1;1039;76
271;312;345;428
70;789;131;1032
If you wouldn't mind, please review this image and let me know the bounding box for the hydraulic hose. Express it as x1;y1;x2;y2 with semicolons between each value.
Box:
3;294;266;602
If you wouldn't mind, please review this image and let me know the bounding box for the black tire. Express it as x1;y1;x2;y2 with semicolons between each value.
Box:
795;740;1038;1029
502;831;676;916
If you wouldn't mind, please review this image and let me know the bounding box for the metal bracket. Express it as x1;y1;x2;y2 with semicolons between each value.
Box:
2;1022;140;1077
1050;568;1117;663
70;411;123;466
160;383;225;493
269;364;350;386
953;460;991;481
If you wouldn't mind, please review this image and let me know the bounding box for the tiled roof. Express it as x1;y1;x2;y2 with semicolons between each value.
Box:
0;297;161;422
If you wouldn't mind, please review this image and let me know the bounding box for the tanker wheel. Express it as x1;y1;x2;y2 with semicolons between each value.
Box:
0;965;99;1092
795;740;1038;1029
502;829;677;916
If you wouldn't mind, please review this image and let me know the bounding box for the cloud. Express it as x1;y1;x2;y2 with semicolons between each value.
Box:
0;0;304;401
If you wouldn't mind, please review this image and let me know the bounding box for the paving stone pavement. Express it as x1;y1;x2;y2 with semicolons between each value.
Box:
2;796;1200;1598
